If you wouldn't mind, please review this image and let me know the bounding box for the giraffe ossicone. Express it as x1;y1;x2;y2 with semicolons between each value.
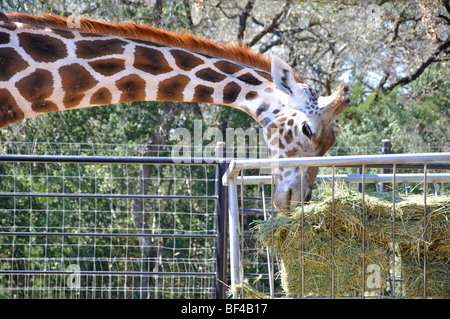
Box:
0;11;350;211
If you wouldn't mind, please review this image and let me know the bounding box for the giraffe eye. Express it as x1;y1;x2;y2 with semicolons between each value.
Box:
302;122;313;139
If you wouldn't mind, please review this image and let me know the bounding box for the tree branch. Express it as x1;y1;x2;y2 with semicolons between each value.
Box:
382;38;450;92
245;0;292;47
237;0;255;44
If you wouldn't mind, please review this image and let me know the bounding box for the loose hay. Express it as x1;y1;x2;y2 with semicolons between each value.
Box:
228;279;271;299
255;184;449;297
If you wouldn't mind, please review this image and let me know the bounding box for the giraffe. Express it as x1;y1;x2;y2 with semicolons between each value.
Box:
0;11;349;211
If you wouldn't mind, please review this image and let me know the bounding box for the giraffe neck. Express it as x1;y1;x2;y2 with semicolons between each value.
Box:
0;14;284;130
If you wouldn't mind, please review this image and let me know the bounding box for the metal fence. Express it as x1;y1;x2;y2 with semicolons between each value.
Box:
1;142;449;299
224;152;450;298
0;150;228;299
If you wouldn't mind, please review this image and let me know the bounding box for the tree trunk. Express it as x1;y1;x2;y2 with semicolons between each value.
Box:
131;101;193;299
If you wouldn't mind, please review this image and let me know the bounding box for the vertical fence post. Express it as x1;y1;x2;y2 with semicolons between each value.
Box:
228;175;240;299
381;139;392;192
214;142;228;299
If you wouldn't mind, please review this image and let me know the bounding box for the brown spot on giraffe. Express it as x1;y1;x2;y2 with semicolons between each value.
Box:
51;29;76;39
260;117;271;126
245;91;258;100
285;148;298;157
193;85;214;103
79;32;104;38
116;74;146;103
157;74;190;101
0;32;9;44
130;39;166;47
90;87;112;105
223;81;241;104
88;58;126;76
76;39;126;59
256;102;270;117
284;129;293;144
18;32;67;62
237;72;263;86
293;124;300;136
59;63;99;108
0;48;29;81
0;89;24;127
134;46;173;75
276;115;287;124
0;21;17;31
170;49;204;71
195;68;226;83
31;101;59;114
15;68;57;113
256;70;272;82
214;60;244;74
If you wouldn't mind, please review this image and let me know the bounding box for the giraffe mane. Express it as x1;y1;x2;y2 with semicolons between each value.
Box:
1;11;300;80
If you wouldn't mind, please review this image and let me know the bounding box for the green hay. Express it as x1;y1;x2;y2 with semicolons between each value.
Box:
255;184;450;297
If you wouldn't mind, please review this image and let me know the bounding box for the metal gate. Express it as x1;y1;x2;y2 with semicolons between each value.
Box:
225;152;450;298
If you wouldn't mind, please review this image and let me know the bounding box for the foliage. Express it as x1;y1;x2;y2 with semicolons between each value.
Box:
337;62;450;154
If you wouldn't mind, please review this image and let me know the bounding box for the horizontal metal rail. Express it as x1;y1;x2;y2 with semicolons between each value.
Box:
0;270;216;277
0;154;223;165
223;152;450;185
236;173;450;185
0;232;216;239
0;192;218;200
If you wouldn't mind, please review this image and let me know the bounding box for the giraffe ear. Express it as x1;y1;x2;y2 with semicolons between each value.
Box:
271;55;298;96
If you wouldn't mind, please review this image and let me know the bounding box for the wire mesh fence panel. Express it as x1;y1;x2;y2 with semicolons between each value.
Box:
0;143;218;299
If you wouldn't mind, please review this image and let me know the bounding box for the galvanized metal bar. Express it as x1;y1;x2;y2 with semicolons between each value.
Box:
301;166;305;298
240;170;245;298
0;270;215;276
227;176;240;299
214;142;228;299
0;154;221;165
361;165;366;298
423;163;428;298
392;164;397;298
331;166;335;299
233;173;450;185
261;184;274;298
223;153;450;184
0;192;218;200
0;231;216;239
270;170;275;299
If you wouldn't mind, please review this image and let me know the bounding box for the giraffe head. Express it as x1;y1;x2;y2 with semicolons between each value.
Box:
266;56;350;211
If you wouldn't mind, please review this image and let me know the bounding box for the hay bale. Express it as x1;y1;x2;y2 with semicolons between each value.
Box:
400;247;450;296
255;184;449;297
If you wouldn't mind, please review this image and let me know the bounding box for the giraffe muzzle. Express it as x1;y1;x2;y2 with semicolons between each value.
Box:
273;185;313;212
272;166;318;212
